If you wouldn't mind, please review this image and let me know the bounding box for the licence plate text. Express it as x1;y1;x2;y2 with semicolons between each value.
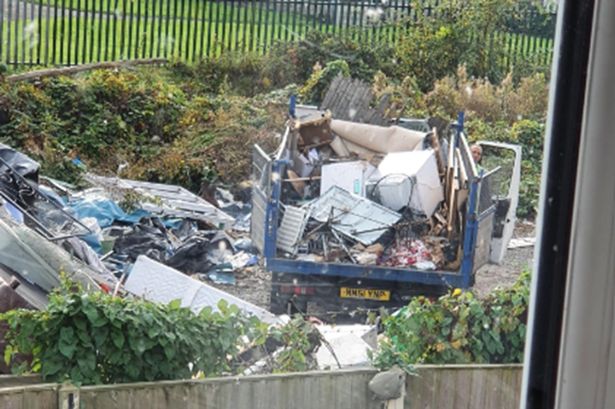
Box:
340;287;391;301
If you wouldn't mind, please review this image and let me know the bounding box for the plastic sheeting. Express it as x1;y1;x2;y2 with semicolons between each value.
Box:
85;174;235;228
69;197;149;228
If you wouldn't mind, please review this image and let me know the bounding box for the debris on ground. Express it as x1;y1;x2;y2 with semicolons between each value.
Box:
0;144;265;313
508;237;536;249
315;324;376;369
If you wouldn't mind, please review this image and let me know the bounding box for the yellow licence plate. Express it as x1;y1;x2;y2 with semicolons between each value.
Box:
340;287;391;301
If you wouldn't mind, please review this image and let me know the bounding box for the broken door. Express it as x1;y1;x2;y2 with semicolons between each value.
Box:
478;142;522;264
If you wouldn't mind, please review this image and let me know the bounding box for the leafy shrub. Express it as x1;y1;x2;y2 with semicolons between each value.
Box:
510;73;549;122
422;66;549;124
372;271;530;370
511;119;544;217
0;66;286;191
277;30;397;84
299;59;350;104
372;71;427;118
268;316;320;373
1;280;262;385
392;0;522;89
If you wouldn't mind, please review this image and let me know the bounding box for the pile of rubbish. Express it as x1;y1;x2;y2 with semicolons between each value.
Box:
272;108;478;271
0;142;268;313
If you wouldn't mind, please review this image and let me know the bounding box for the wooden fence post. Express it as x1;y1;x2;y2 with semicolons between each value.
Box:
58;384;80;409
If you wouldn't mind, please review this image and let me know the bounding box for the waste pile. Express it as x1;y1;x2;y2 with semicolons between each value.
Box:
273;108;478;271
0;143;264;308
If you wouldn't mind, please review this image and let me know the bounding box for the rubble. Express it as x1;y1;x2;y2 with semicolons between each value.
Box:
85;174;235;228
0;143;265;320
307;186;402;246
0;144;91;240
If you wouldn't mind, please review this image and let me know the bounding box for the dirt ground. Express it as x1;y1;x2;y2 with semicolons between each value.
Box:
210;221;536;312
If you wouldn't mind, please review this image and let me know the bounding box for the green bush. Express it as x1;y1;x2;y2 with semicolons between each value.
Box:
1;280;262;385
512;119;544;217
421;66;549;123
276;30;397;84
371;271;530;370
0;66;286;190
299;59;350;105
268;315;320;373
392;0;519;90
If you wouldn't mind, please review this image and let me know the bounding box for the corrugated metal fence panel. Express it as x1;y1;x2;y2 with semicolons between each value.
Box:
0;365;524;409
405;364;523;409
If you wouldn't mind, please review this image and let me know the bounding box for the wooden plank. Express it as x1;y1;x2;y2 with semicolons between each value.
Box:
456;148;468;187
468;366;488;408
335;372;353;409
0;375;43;388
34;387;58;409
431;128;444;176
216;381;234;409
456;369;473;409
166;383;195;409
485;368;502;408
447;161;459;237
234;379;252;409
201;380;219;409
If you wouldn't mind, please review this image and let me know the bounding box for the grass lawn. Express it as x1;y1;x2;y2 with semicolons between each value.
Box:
37;0;319;27
0;9;398;65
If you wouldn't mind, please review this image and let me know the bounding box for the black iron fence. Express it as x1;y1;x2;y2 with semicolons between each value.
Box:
0;0;557;67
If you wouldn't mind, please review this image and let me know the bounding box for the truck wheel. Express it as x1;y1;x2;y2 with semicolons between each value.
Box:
270;292;291;315
270;273;290;315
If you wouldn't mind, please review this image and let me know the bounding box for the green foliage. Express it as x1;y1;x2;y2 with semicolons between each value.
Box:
372;271;530;369
512;120;544;217
268;316;319;373
0;280;261;385
393;0;520;89
0;66;285;190
274;30;397;84
465;118;544;218
421;67;549;123
299;59;350;105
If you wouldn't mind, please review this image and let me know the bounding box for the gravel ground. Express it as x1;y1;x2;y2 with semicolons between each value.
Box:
209;222;536;313
473;246;534;298
211;265;272;309
473;220;536;298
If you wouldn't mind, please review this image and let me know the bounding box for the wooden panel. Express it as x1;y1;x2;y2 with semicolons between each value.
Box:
405;365;523;409
0;385;58;409
0;365;523;409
